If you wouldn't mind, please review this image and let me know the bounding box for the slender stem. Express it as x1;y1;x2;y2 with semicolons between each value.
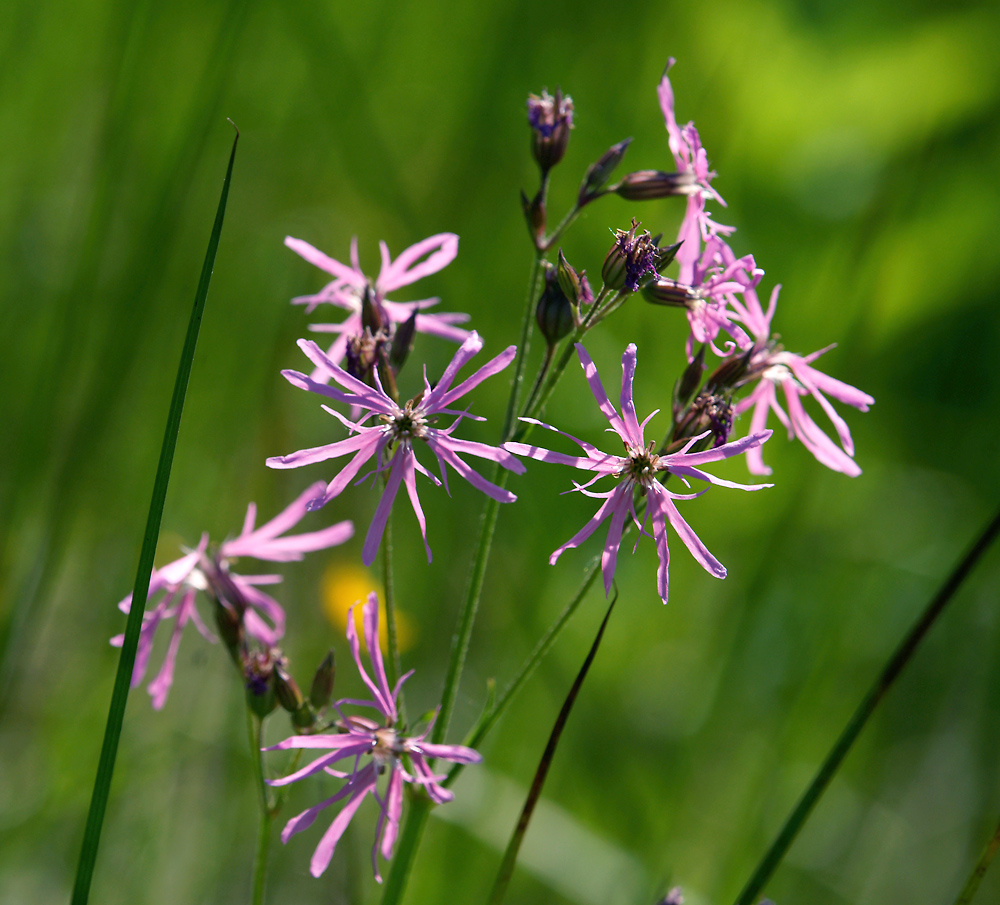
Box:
444;552;602;789
70;127;238;905
541;203;584;254
520;344;556;426
502;252;544;440
246;708;272;905
953;815;1000;905
733;505;1000;905
379;795;432;905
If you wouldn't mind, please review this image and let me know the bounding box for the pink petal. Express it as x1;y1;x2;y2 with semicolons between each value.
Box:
285;236;366;286
377;233;459;292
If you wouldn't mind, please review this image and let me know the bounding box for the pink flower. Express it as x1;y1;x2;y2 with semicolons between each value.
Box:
266;332;525;566
657;59;724;206
725;253;875;477
111;482;353;709
266;592;481;881
285;233;470;379
506;343;771;604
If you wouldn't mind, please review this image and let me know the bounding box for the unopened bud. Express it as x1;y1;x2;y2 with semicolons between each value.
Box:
673;392;734;451
673;346;705;419
521;189;546;243
579;137;632;206
527;88;573;173
655;241;683;271
360;285;385;334
213;598;244;663
705;349;753;393
536;267;575;346
643;277;699;307
274;661;305;714
556;249;584;305
309;650;336;710
389;311;417;373
614;170;699;201
244;649;279;718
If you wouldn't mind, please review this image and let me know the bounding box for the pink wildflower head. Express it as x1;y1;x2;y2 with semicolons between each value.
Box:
285;233;470;381
506;343;772;604
111;482;353;709
657;59;724;206
267;331;526;566
266;592;482;881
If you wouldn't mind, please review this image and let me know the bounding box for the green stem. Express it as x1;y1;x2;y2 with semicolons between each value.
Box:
70;126;238;905
541;203;584;254
520;344;556;428
246;708;272;905
953;815;1000;905
734;504;1000;905
501;252;544;440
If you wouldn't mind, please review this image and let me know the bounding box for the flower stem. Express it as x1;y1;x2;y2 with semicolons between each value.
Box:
501;252;545;440
953;814;1000;905
246;707;272;905
733;504;1000;905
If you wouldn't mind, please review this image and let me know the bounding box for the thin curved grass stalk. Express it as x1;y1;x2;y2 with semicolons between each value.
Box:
487;591;617;905
734;504;1000;905
952;815;1000;905
70;125;238;905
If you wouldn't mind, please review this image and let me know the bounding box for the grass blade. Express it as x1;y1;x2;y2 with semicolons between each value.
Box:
487;591;617;905
70;123;239;905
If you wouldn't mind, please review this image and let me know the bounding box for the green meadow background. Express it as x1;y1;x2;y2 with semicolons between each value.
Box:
3;1;1000;903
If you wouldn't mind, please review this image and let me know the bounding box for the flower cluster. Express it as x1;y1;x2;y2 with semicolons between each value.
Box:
266;593;481;881
112;482;353;708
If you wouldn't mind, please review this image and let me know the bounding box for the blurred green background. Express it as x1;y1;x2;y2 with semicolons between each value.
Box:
3;1;1000;903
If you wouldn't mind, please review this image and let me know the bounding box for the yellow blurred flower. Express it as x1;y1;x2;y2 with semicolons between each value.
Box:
321;563;415;653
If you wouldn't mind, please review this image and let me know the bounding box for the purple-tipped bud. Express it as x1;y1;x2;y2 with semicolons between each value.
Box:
520;188;546;244
527;88;574;172
614;170;700;201
672;392;734;451
536;266;575;346
309;650;336;710
602;219;661;292
642;277;699;307
579;137;632;206
360;285;386;334
389;310;417;373
673;345;706;419
655;240;683;271
244;648;279;718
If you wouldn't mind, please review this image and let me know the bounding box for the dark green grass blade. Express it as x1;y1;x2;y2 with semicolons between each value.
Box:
487;591;617;905
70;124;239;905
734;504;1000;905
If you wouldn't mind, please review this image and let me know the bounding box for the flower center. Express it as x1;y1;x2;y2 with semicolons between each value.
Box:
384;399;429;441
372;727;402;767
620;443;662;489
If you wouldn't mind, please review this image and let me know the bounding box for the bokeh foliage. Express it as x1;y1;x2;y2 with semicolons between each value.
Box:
2;1;1000;903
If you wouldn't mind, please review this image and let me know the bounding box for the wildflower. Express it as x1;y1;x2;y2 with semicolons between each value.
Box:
266;332;525;566
657;59;723;205
724;248;875;476
285;233;470;379
505;343;771;604
602;219;662;292
266;593;482;881
111;482;353;709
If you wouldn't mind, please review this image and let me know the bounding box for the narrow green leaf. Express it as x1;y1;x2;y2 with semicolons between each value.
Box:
70;123;239;905
734;504;1000;905
487;591;618;905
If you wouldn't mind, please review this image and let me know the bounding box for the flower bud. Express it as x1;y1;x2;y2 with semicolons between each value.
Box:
673;345;705;420
360;285;385;334
244;649;279;718
389;310;417;373
274;661;305;714
521;188;546;243
704;348;753;393
213;598;244;664
602;219;661;292
642;277;698;307
527;88;573;173
673;392;734;451
536;267;575;346
309;650;336;710
614;170;699;201
578;137;632;206
556;249;587;306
